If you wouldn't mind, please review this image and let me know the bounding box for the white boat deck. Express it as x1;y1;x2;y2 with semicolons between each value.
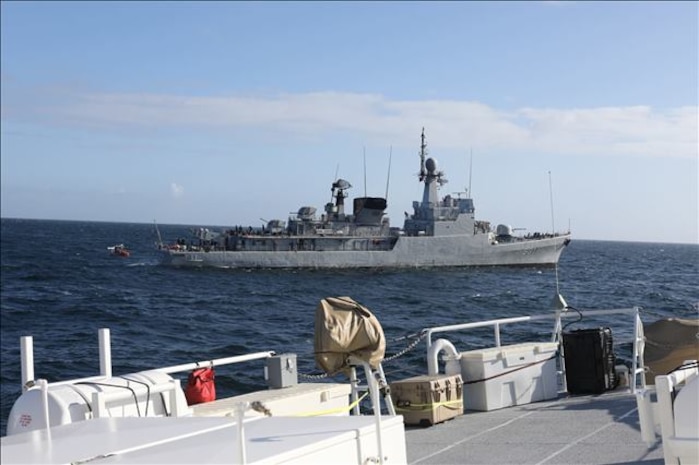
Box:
405;390;664;465
5;309;691;465
1;415;407;464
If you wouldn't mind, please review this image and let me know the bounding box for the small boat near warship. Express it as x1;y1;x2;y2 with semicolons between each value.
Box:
158;130;571;268
107;244;130;257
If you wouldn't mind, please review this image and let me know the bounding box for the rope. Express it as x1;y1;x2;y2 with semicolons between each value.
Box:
395;398;463;412
293;392;370;417
250;401;272;417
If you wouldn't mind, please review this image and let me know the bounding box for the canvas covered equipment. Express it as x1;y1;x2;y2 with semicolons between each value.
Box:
314;296;386;376
644;318;699;384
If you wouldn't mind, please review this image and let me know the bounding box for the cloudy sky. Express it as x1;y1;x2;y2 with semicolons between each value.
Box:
1;1;697;243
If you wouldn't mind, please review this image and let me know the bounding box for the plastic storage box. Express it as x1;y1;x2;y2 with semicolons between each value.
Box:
563;328;617;394
452;342;559;411
390;374;463;426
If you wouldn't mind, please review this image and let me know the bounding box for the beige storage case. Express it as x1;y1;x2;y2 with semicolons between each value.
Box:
390;374;463;426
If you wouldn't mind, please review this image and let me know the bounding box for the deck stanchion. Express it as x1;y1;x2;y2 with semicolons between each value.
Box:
99;328;112;378
631;307;645;393
235;402;248;464
20;336;34;391
365;362;385;465
39;379;50;430
349;367;360;416
169;379;186;417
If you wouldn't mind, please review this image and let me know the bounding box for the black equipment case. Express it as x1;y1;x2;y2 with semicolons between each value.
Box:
562;327;618;394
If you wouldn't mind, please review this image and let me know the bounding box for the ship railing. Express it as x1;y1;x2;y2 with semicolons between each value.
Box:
17;330;393;464
20;328;274;391
423;307;646;394
18;327;277;439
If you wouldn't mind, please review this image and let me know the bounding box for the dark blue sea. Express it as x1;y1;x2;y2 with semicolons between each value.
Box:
1;218;697;435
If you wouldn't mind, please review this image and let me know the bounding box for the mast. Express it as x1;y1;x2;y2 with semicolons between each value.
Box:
419;129;447;206
418;128;427;182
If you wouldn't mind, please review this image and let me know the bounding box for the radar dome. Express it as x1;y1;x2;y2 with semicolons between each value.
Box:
333;179;352;190
425;158;438;173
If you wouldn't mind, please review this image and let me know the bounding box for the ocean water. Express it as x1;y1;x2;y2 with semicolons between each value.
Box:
1;218;697;435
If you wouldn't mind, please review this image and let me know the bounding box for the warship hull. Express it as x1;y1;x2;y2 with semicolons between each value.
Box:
160;234;570;269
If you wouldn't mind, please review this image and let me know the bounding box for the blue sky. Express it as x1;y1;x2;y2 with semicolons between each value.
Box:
1;1;697;244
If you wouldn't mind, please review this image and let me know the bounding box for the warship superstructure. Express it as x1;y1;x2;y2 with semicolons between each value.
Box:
159;130;571;268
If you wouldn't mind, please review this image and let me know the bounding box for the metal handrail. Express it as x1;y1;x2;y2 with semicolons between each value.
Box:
423;307;646;393
20;328;275;390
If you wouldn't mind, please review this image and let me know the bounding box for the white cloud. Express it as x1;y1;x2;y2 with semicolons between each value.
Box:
170;182;184;199
4;89;697;159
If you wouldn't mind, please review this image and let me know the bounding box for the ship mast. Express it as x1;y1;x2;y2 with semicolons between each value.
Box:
418;128;427;182
418;129;447;206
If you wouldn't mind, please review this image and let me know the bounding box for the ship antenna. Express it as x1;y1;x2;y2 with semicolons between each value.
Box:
153;220;163;248
419;128;427;181
548;170;567;312
385;145;392;199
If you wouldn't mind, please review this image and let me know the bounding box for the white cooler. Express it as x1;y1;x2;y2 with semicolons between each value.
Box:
449;342;559;411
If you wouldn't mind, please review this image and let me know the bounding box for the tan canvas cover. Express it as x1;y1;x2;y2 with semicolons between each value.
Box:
314;296;386;375
644;318;699;384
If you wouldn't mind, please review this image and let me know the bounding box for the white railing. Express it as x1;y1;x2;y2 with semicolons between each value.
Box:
88;378;188;418
20;328;275;390
17;329;390;465
18;328;277;431
424;307;646;393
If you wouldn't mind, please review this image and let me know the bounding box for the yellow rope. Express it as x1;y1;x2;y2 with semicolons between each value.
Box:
294;391;370;417
394;399;463;412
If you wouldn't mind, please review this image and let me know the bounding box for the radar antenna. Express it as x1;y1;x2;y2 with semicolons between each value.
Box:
418;127;427;182
330;164;340;202
548;170;567;312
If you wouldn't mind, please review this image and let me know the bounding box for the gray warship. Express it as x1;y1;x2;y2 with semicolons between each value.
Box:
159;129;571;268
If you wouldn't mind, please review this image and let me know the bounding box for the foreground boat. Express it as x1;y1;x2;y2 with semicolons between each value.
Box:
158;129;571;268
3;301;696;464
